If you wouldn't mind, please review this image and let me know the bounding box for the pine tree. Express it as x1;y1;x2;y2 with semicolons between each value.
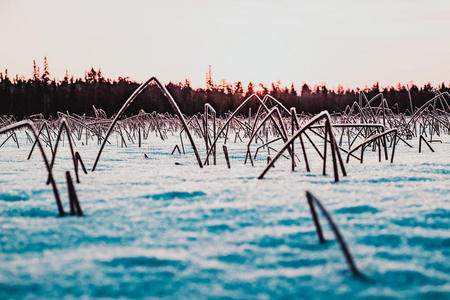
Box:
247;82;254;95
184;78;191;88
63;69;69;83
301;83;311;96
41;57;50;84
234;81;243;96
290;83;297;96
97;68;105;82
85;67;97;83
33;60;40;81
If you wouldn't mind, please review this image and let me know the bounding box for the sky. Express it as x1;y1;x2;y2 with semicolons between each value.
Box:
1;0;449;89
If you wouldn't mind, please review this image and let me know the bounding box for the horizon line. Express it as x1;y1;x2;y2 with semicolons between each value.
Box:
1;66;448;93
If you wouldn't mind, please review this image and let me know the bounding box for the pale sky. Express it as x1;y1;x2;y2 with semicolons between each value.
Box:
1;0;449;89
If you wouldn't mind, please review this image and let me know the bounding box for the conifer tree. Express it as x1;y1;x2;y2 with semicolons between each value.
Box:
41;57;50;84
33;60;40;81
290;83;297;96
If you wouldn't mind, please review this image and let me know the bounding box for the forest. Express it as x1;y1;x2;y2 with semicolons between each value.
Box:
0;58;448;119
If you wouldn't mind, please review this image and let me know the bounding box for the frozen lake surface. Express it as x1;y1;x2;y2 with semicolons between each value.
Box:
0;134;449;299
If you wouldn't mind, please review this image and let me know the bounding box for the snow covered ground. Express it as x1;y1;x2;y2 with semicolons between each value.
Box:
0;133;449;299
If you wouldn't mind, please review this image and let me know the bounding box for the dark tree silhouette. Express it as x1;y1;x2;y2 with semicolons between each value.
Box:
0;59;448;119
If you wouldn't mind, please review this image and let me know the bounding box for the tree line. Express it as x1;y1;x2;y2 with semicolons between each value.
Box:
0;58;448;119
